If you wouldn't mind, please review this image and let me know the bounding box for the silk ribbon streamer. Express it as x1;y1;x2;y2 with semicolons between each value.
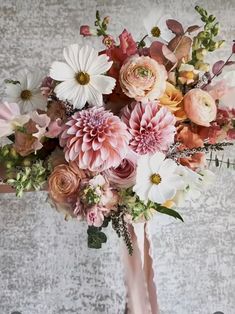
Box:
123;223;159;314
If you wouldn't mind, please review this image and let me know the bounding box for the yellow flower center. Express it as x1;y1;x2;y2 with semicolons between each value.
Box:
151;26;161;38
150;173;162;185
20;89;32;100
75;71;90;85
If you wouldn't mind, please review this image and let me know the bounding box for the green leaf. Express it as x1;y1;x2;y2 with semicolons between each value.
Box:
155;205;184;222
87;226;107;249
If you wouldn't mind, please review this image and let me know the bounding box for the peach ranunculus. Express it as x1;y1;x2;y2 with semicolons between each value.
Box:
159;82;186;120
48;163;85;205
119;55;167;102
178;63;199;85
177;125;206;170
183;89;217;127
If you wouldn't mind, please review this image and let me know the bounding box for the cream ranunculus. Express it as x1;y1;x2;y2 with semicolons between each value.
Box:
119;55;167;102
183;89;217;127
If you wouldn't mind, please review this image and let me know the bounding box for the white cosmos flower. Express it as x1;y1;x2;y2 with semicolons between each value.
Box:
0;101;29;138
5;70;47;114
143;9;175;43
133;152;184;204
173;167;216;206
50;44;116;109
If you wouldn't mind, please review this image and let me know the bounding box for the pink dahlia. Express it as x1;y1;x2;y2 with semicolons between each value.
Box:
121;101;176;155
60;107;130;171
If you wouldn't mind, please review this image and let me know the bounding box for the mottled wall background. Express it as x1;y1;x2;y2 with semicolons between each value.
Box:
0;0;235;313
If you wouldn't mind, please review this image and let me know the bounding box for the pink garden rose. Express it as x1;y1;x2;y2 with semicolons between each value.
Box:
119;55;167;102
104;152;137;188
183;89;217;127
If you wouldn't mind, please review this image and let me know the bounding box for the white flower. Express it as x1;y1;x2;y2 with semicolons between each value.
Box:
0;101;29;138
50;45;116;109
143;9;174;43
133;152;184;204
5;70;47;114
173;167;216;206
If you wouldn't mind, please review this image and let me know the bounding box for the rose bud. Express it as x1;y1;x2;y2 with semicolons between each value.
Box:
183;89;217;127
80;25;97;36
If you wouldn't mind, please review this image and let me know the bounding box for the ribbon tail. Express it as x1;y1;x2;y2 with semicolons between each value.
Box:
122;224;152;314
144;223;159;314
122;223;159;314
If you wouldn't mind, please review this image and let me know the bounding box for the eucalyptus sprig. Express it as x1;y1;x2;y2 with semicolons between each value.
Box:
191;6;225;69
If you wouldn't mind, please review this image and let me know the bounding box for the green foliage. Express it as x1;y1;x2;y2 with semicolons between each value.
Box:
191;6;225;68
7;160;48;197
111;208;133;255
94;10;109;36
207;151;235;169
87;226;107;249
119;189;184;223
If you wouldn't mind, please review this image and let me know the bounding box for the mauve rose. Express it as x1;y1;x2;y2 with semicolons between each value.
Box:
48;163;84;205
119;55;167;102
183;89;217;127
104;153;137;188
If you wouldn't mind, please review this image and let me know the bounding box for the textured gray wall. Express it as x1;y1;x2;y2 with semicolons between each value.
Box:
0;0;235;313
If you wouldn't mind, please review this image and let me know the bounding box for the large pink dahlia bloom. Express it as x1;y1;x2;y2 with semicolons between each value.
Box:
121;101;176;155
60;107;130;171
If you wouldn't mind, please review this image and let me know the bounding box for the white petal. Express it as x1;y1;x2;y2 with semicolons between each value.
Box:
72;85;88;109
87;84;103;106
54;79;77;102
78;46;98;72
88;54;113;75
26;71;43;90
149;152;166;173
50;61;75;81
5;83;22;98
148;185;165;204
133;182;151;202
158;183;176;201
63;44;81;72
30;93;47;111
90;75;116;94
159;158;177;177
17;70;28;89
0;120;14;137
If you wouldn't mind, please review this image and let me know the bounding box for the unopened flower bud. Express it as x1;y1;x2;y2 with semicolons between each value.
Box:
80;25;97;37
5;161;14;169
196;48;207;60
195;61;210;72
102;35;115;48
103;16;110;25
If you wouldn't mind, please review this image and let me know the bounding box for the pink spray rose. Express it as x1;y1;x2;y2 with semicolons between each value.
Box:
119;55;167;102
86;205;105;227
183;89;217;127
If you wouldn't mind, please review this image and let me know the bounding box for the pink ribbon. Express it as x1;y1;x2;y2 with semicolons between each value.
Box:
123;223;159;314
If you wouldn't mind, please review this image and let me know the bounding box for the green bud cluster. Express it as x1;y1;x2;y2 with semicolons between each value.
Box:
191;6;225;69
82;187;101;206
95;10;109;36
7;160;48;197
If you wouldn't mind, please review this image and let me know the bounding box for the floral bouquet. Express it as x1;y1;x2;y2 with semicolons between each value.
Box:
0;6;234;253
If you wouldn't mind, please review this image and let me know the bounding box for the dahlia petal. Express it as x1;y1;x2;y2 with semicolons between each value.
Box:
50;61;75;81
63;44;81;72
92;138;102;151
